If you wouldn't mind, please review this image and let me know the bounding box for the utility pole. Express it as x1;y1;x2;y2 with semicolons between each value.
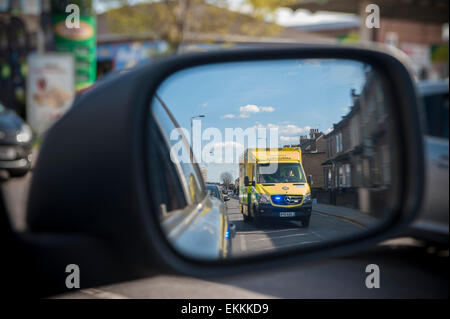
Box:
190;115;205;163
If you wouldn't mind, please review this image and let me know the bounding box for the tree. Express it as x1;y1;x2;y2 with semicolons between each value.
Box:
96;0;285;53
220;172;233;189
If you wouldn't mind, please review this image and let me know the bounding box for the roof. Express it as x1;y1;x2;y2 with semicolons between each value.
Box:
290;20;360;32
243;147;302;163
321;150;352;165
288;0;448;24
324;102;360;138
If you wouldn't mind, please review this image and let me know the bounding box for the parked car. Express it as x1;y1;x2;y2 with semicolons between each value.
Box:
0;102;33;177
206;183;230;202
409;80;449;244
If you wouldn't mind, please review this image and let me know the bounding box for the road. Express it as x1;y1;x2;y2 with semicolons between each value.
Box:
226;198;367;256
1;174;448;298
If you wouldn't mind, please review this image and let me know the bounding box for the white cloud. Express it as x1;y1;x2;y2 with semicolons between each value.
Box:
212;141;244;150
255;123;312;145
239;104;275;118
261;106;275;112
221;114;235;119
202;103;208;108
280;124;311;136
256;123;310;136
240;104;260;113
280;136;300;143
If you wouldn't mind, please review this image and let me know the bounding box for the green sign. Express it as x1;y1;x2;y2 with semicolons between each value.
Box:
52;2;96;91
337;33;359;44
431;44;449;63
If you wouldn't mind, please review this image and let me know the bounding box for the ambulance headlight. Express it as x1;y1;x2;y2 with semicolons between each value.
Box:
257;193;270;204
303;192;312;203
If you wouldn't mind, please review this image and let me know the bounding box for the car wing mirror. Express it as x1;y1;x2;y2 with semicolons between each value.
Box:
27;46;425;294
148;48;424;264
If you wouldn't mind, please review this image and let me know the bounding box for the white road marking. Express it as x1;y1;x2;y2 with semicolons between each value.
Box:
260;241;320;251
311;230;326;241
239;234;247;252
250;233;310;241
238;228;301;235
81;288;129;299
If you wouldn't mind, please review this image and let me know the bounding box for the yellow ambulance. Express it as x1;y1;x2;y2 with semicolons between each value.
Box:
238;147;312;227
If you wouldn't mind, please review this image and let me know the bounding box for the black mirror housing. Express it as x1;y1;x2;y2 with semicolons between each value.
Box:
25;45;425;295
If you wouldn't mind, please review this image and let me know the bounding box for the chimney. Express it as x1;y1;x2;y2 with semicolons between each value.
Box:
351;89;359;105
310;128;319;140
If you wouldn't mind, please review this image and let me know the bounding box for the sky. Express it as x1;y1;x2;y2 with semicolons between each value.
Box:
156;59;367;183
93;0;358;27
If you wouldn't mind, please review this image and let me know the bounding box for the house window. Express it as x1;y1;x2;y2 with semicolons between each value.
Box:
344;164;351;187
356;162;362;187
337;164;352;188
324;168;332;189
335;132;343;153
338;166;344;187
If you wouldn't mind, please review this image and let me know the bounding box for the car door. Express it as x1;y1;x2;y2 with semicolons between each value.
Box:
412;83;449;242
151;95;230;260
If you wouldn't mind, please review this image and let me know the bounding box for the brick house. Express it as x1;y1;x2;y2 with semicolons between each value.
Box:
285;128;328;189
321;75;391;213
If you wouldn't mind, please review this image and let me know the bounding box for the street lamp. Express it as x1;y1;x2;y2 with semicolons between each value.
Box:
190;115;205;162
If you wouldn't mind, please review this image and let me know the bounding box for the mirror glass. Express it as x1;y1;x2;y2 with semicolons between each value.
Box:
150;58;396;261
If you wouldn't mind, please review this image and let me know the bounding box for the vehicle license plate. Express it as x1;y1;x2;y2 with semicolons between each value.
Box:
280;212;295;217
0;147;16;160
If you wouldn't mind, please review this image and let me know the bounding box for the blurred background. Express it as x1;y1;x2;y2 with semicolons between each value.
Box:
0;0;448;120
0;0;448;232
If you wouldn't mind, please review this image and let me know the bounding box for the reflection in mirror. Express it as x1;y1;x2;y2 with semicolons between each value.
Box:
150;59;395;261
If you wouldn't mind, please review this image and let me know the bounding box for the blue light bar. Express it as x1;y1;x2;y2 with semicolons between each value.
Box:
273;195;283;203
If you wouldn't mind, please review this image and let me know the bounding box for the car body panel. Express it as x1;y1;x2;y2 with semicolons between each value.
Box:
206;184;224;202
409;81;449;243
162;196;230;260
